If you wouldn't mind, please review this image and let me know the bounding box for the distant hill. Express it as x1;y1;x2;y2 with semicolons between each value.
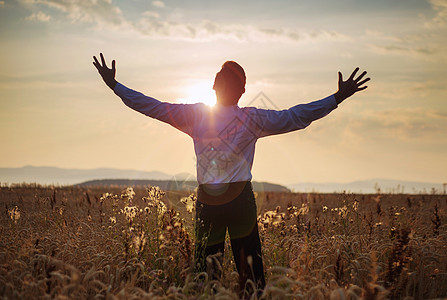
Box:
0;165;174;186
0;166;290;192
76;179;291;193
1;166;443;194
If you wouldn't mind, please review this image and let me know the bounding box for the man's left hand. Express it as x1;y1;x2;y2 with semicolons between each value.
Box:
334;67;370;104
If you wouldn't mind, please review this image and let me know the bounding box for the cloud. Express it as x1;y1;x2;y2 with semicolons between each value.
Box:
21;0;125;25
18;0;350;44
152;1;165;8
135;18;350;43
345;107;447;142
365;28;446;61
367;79;447;104
305;103;447;151
365;30;401;42
428;0;447;27
26;11;51;22
369;43;438;58
142;10;159;18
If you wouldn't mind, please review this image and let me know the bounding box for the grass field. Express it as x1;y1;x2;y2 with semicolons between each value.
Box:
1;184;446;299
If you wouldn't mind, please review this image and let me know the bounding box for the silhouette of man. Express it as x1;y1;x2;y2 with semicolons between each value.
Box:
93;53;370;296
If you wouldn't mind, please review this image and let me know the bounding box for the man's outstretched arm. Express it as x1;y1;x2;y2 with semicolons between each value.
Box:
254;67;370;137
334;67;370;104
92;53;201;136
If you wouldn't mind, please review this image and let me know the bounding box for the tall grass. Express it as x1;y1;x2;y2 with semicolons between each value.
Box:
0;185;446;299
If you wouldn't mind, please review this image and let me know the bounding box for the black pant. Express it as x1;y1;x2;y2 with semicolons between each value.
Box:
194;181;266;294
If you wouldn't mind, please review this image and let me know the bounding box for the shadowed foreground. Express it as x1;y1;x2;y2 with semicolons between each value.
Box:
1;185;446;299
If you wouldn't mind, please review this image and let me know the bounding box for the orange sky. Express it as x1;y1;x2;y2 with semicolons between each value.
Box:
1;0;446;185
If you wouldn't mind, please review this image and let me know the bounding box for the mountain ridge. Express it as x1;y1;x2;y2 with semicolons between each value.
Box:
0;165;174;185
0;166;444;194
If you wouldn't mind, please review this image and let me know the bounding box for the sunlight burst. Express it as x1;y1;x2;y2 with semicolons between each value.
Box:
179;80;216;106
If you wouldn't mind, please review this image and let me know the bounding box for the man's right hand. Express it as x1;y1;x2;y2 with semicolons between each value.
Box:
93;53;118;90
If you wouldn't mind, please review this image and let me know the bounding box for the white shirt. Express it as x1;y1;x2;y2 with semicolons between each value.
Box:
114;83;338;184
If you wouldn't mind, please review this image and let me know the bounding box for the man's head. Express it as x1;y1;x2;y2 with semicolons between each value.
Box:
213;61;246;106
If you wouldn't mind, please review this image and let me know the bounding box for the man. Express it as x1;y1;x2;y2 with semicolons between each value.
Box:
93;53;370;295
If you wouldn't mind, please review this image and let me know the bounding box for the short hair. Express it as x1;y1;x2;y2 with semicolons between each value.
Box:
221;61;246;91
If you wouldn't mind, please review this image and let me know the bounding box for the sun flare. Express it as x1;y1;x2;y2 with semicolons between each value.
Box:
179;80;216;106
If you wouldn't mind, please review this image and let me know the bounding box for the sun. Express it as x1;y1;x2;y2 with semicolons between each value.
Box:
180;80;216;106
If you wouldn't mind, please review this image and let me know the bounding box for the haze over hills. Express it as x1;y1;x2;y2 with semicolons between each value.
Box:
0;165;174;186
288;180;446;194
0;166;444;194
0;166;289;192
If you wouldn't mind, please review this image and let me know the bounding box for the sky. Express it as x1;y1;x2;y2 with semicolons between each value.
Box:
0;0;446;185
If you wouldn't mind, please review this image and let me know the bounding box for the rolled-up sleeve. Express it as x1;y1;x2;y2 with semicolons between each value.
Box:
255;95;338;137
114;82;202;136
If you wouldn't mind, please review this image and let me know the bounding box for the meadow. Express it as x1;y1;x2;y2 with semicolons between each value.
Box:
0;184;446;299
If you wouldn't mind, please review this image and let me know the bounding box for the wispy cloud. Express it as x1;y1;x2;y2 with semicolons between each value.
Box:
152;1;165;8
142;10;159;19
427;0;447;27
20;0;125;25
25;11;51;22
368;43;439;60
344;107;447;142
365;27;446;61
368;79;447;103
135;17;350;43
18;0;350;44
